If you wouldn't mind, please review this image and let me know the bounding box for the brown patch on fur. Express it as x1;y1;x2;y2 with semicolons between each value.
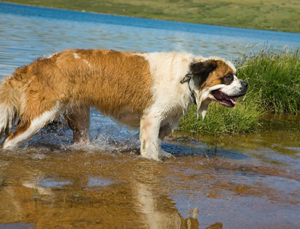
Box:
7;49;153;122
0;81;20;113
201;60;234;89
7;56;68;122
58;49;152;118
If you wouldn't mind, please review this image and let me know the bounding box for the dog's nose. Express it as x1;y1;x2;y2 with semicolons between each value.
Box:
241;80;248;88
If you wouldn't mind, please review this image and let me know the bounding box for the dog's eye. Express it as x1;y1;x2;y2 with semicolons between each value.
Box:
223;73;233;85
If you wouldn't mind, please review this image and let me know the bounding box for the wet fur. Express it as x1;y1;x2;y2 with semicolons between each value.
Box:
0;49;247;160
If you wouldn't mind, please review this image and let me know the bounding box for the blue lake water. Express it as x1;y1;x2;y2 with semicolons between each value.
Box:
0;2;300;79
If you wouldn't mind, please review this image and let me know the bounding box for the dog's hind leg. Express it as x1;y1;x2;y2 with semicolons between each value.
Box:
65;103;90;144
3;102;63;149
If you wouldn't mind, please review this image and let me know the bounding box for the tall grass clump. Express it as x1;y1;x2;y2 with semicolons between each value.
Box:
178;90;263;134
237;49;300;114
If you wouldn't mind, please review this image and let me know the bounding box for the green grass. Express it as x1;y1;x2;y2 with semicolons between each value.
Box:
238;49;300;114
179;49;300;134
179;92;263;134
1;0;300;33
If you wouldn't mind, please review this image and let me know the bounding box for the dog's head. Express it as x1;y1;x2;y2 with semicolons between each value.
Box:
181;57;248;120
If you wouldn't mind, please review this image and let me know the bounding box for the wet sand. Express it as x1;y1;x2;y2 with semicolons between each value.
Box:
0;115;300;228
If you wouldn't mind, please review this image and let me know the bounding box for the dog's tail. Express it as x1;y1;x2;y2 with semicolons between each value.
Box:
0;77;21;139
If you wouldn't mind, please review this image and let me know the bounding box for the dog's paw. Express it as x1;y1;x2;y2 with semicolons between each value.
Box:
159;149;175;161
140;149;175;161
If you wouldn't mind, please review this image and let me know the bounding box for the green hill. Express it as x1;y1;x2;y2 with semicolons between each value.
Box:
1;0;300;33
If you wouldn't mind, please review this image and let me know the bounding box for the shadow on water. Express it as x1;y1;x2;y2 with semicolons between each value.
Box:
162;142;251;160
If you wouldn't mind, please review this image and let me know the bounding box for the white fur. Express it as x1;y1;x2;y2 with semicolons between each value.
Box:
139;52;195;125
83;59;91;67
73;53;80;59
195;83;225;120
48;52;59;59
3;102;64;149
73;53;91;67
137;53;196;160
219;75;243;96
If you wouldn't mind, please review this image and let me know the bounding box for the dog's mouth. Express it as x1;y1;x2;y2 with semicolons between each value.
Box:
210;90;244;107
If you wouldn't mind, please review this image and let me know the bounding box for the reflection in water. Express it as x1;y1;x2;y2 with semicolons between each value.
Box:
134;183;197;228
87;176;113;187
0;152;201;228
39;178;73;188
0;110;300;227
1;144;299;228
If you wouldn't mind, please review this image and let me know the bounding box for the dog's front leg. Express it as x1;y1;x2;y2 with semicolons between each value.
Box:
139;114;162;161
158;123;174;159
65;103;90;144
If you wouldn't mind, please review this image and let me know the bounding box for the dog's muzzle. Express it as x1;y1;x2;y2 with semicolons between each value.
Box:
210;80;248;108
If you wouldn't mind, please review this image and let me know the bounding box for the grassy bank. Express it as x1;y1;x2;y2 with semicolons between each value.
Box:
178;92;263;134
237;49;300;114
1;0;300;33
179;49;300;134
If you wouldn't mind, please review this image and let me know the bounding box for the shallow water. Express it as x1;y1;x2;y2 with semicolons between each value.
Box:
0;3;300;228
0;113;300;228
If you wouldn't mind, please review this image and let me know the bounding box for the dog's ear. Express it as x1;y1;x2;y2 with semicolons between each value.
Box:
191;60;217;74
180;60;217;85
189;60;217;87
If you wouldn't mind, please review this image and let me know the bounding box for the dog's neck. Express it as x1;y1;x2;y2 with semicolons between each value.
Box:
188;79;197;105
180;68;211;121
180;71;197;105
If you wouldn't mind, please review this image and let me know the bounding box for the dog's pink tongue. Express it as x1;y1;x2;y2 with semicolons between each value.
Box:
223;93;237;105
230;98;237;105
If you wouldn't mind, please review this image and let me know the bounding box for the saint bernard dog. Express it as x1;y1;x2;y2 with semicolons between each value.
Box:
0;49;248;160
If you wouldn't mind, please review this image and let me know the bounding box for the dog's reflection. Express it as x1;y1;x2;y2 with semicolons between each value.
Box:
134;182;199;228
0;154;221;228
